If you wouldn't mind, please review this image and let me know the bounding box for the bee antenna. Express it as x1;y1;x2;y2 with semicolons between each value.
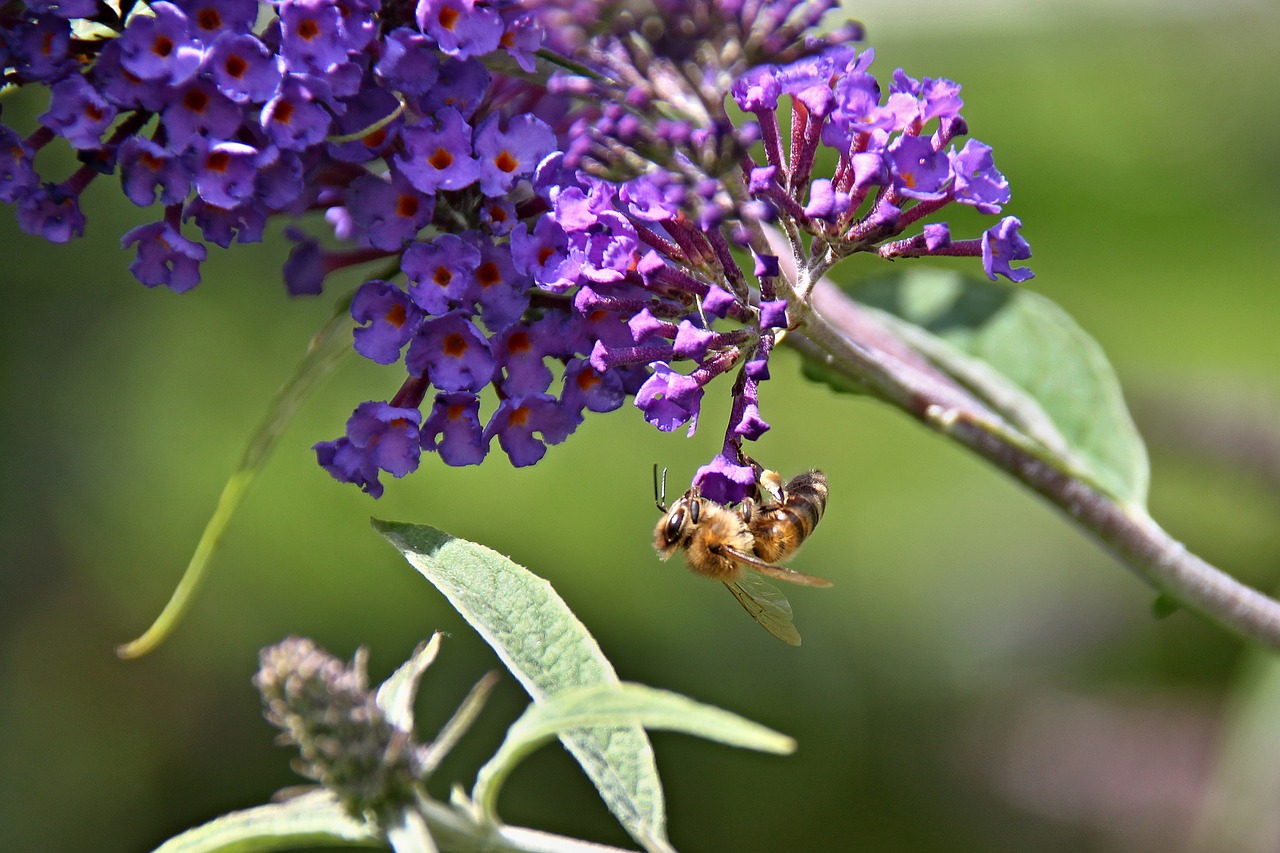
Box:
653;464;668;511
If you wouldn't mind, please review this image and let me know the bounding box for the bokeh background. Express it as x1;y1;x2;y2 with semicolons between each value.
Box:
4;1;1280;850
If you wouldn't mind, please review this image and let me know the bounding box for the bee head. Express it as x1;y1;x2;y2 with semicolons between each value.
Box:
653;492;700;558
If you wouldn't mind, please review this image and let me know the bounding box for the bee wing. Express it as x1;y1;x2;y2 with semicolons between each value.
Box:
724;575;802;646
721;544;834;588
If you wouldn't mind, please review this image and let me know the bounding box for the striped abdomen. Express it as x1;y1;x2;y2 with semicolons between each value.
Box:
747;470;828;564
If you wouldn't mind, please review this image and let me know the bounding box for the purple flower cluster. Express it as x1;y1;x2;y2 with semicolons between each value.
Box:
730;48;1033;282
0;0;1034;499
0;0;542;291
533;1;1032;500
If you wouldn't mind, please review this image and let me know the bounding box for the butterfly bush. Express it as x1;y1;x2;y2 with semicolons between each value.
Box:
0;0;1031;499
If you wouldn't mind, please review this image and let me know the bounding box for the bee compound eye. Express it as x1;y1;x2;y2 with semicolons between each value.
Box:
687;499;700;525
665;506;686;543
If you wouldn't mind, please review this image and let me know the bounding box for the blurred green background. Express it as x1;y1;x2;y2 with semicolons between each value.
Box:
4;2;1280;850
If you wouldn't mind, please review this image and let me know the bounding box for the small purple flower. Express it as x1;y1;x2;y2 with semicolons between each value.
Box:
282;228;326;295
421;392;488;466
550;181;614;232
493;318;555;396
192;140;259;209
279;0;350;74
634;362;704;435
416;55;491;118
335;0;378;51
731;65;781;112
8;15;76;83
118;2;204;85
892;70;964;125
479;197;516;235
473;237;530;329
759;300;788;331
672;320;716;362
405;310;496;392
692;453;757;505
314;437;381;496
254;148;305;211
887;134;950;201
0;126;39;204
344;173;434;251
751;253;780;284
40;74;117;150
803;178;850;222
628;308;674;344
351;280;423;364
17;186;85;243
118;137;190;206
162;80;244;150
702;285;738;319
186;197;266;247
922;222;951;251
829;68;891;136
498;10;542;73
748;166;778;195
416;0;503;60
620;173;685;222
261;76;334;151
951;139;1010;215
396;107;480;194
348;403;422;476
731;400;770;441
314;401;423;497
561;358;625;415
484;393;577;467
848;150;890;194
744;353;770;382
203;32;283;104
403;233;481;314
473;114;555;197
375;28;441;97
569;210;638;284
92;38;168;111
775;53;839;118
173;0;261;41
121;219;207;292
509;215;569;287
982;216;1034;283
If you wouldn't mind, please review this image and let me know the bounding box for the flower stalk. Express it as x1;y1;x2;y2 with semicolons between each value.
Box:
787;279;1280;649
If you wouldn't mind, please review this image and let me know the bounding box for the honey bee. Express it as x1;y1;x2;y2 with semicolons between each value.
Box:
653;466;832;645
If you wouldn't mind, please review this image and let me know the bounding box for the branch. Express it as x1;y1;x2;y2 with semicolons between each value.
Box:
786;278;1280;650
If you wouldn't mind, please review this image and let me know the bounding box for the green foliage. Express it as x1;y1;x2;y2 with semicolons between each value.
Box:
810;267;1150;508
372;518;671;851
151;523;798;853
117;297;356;660
149;790;380;853
472;682;794;819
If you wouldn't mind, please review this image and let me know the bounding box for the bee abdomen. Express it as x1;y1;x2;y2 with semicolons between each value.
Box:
750;471;828;563
784;471;828;522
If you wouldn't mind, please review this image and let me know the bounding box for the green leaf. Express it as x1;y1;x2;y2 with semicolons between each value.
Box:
149;790;379;853
372;520;671;853
473;682;794;817
386;811;438;853
839;268;1150;508
118;295;355;659
376;633;443;733
150;789;642;853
